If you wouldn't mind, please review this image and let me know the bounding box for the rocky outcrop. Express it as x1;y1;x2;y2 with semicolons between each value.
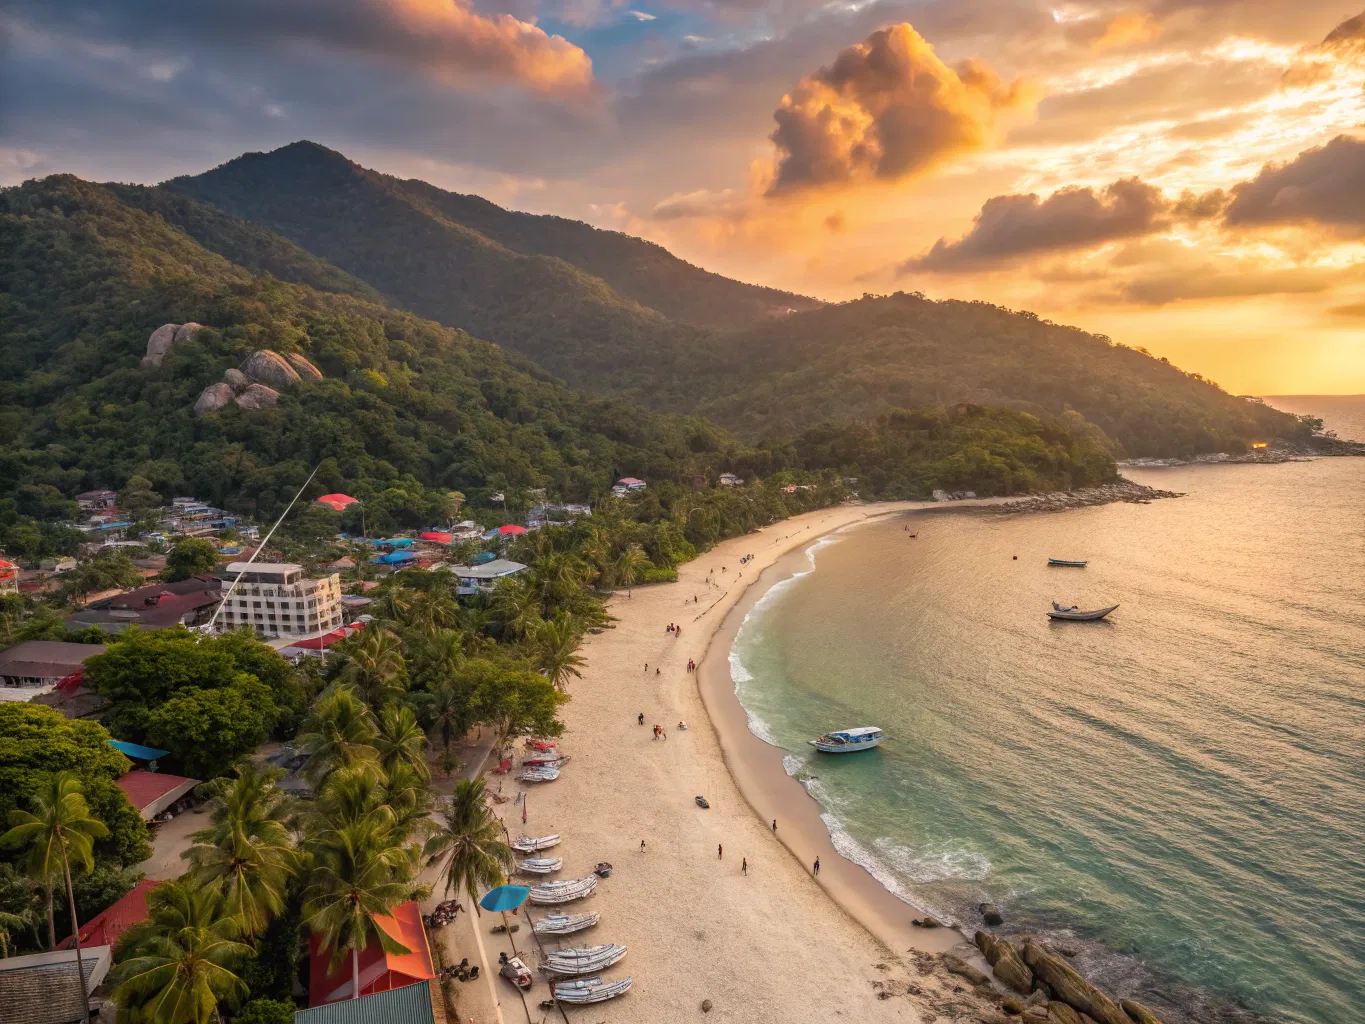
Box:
1119;999;1165;1024
172;322;203;344
240;349;301;388
193;382;235;416
1022;942;1129;1024
977;932;1034;995
1046;1003;1084;1024
991;481;1182;515
286;352;324;381
234;383;280;410
222;367;251;393
981;903;1005;926
141;324;180;366
941;954;991;988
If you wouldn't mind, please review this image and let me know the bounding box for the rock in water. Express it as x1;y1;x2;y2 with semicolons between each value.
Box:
1046;1003;1084;1024
193;382;235;416
914;916;943;928
240;349;301;388
222;368;251;393
976;932;1034;995
1120;999;1165;1024
172;322;203;344
1022;942;1129;1024
981;903;1005;926
286;352;324;381
141;323;180;366
234;383;280;410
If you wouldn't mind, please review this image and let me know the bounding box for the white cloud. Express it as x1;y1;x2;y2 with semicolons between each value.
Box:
626;9;656;19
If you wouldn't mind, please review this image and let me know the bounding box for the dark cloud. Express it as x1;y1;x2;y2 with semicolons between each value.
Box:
766;22;1035;193
1224;135;1365;230
1118;266;1335;305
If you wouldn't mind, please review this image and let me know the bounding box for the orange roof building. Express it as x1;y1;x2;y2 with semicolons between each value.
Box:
60;879;159;951
308;901;436;1006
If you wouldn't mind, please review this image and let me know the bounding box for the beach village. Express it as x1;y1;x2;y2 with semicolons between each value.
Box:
0;477;1178;1024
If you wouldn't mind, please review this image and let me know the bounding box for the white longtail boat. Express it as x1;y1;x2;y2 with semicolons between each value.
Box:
518;856;563;875
1048;602;1118;621
533;911;600;936
551;975;632;1004
520;765;561;783
529;875;598;905
541;944;627;976
808;726;885;754
511;834;561;853
1047;558;1089;567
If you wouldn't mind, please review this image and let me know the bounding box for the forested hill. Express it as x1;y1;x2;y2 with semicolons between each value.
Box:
697;294;1305;457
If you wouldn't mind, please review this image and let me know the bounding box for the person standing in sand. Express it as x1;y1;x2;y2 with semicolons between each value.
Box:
772;819;777;833
813;857;820;876
742;857;748;875
718;844;723;859
640;840;646;852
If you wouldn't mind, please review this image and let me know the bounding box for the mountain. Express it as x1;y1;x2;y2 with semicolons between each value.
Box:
161;143;1306;459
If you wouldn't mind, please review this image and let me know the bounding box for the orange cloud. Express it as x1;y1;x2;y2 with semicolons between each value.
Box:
1093;12;1159;52
766;23;1037;194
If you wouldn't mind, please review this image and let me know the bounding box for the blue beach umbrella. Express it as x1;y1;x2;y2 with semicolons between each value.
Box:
479;885;530;913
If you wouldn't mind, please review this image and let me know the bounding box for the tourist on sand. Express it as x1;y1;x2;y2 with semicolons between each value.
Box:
678;720;687;730
718;844;723;859
638;712;645;725
656;667;660;675
641;840;646;852
813;857;820;876
661;728;667;740
772;819;777;833
644;663;648;673
742;857;748;876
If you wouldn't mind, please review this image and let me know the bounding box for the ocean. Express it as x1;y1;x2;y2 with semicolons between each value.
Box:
728;397;1365;1024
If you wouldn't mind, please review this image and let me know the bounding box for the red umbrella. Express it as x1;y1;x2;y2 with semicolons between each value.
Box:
498;524;527;536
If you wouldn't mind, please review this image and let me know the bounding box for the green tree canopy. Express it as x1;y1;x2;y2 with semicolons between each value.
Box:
165;538;220;582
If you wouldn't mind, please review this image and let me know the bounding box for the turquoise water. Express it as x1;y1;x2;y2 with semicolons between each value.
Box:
731;441;1365;1023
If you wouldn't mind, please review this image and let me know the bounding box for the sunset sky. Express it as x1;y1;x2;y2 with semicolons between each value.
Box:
4;0;1364;394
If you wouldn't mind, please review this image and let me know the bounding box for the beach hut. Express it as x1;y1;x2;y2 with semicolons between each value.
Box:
315;494;359;512
307;901;435;1005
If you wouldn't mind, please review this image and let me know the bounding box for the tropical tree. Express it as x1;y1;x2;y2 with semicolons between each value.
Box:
404;591;458;640
1;771;109;1021
374;705;430;782
112;879;251;1024
0;906;36;958
491;579;541;642
182;765;296;938
612;543;649;594
423;777;512;911
535;613;586;692
296;686;379;787
422;681;470;754
337;628;407;708
368;589;411;626
302;818;414;1001
420;629;465;689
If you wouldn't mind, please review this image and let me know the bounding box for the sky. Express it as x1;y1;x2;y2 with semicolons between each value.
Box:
3;0;1364;395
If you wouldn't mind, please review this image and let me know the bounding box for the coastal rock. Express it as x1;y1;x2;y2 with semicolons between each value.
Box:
193;382;235;416
222;367;251;393
1001;996;1024;1014
1024;1009;1050;1022
234;383;280;410
1022;942;1129;1024
141;323;180;366
700;998;713;1013
1024;990;1048;1008
172;322;203;344
285;351;324;381
942;954;992;988
981;903;1005;926
241;349;301;388
976;932;1034;995
1047;1003;1084;1024
1119;999;1165;1024
914;916;944;928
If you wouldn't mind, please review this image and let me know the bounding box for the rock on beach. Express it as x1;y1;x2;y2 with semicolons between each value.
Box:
1022;942;1130;1024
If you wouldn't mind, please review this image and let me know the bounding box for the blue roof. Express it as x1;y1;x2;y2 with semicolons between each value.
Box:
109;738;170;761
372;551;416;565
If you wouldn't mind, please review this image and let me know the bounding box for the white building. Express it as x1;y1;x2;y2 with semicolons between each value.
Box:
443;558;527;596
214;562;343;638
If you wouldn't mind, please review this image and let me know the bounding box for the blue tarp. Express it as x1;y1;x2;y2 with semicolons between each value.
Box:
479;885;530;913
372;551;416;565
371;537;415;548
471;551;496;564
109;738;170;761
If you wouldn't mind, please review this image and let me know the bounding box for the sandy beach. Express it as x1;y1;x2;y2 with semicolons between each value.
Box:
452;501;1003;1024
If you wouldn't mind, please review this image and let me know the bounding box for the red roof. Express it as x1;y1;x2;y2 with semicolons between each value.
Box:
497;524;527;536
316;494;359;511
289;622;364;650
308;901;435;1006
418;531;453;544
60;880;159;950
115;770;197;812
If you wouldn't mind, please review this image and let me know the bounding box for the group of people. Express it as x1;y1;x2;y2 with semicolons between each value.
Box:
686;657;696;672
666;622;683;637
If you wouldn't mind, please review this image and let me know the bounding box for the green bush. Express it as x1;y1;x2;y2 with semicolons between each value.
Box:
640;566;678;584
230;998;297;1024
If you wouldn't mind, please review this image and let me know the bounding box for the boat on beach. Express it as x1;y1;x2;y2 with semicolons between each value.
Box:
529;874;598;905
808;726;885;753
511;834;561;853
540;943;628;976
520;765;562;783
551;975;632;1004
1047;602;1118;621
533;911;600;936
518;856;563;874
1048;558;1089;567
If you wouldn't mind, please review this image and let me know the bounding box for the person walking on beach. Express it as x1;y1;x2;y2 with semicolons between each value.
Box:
742;857;748;876
813;857;820;876
638;712;645;725
641;840;646;852
772;819;777;833
718;844;722;859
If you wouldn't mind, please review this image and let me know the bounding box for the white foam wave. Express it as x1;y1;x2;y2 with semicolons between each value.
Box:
870;836;992;885
782;752;804;777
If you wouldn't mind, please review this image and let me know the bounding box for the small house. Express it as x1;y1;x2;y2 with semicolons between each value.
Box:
718;473;743;487
307;902;435;1006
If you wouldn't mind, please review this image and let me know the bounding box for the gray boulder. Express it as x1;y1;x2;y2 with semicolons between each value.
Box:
234;383;280;410
241;349;301;388
222;368;251;393
172;322;203;344
141;323;180;366
193;382;235;416
285;352;324;381
1022;942;1129;1024
940;954;991;988
981;903;1005;926
977;932;1034;995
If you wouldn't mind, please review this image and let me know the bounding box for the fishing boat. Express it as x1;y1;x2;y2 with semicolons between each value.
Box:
808;726;885;754
551;975;632;1004
541;943;628;976
522;754;570;768
529;875;598;905
520;765;561;783
1047;602;1118;621
1048;558;1088;567
511;834;561;853
533;911;600;936
518;856;563;875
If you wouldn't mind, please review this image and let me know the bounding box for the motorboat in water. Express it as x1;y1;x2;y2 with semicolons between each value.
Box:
1047;558;1088;567
808;727;885;754
1047;602;1118;621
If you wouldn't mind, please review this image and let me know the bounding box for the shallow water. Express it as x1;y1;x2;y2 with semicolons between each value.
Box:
731;416;1365;1024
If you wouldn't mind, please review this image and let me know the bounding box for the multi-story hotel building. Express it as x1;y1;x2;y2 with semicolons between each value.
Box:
215;562;343;639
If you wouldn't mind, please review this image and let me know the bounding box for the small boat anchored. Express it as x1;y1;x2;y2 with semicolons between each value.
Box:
1047;558;1088;567
1047;602;1118;621
541;943;628;976
517;856;563;875
808;727;885;754
550;975;633;1004
511;834;561;853
529;874;599;905
533;911;600;936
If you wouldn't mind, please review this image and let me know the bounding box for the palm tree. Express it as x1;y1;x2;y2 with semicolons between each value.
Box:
297;685;379;787
536;613;586;691
424;681;469;754
405;591;458;640
423;777;512;910
491;579;542;642
368;588;411;626
423;629;465;687
182;764;296;939
0;906;35;958
112;879;251;1024
375;705;430;782
338;627;407;708
612;543;649;594
302;817;414;1001
1;771;109;1021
